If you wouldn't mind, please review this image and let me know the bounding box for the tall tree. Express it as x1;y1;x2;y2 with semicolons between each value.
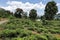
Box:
44;1;58;20
29;9;37;20
14;8;23;18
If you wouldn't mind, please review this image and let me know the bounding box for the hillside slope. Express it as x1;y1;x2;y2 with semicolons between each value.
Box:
0;18;60;40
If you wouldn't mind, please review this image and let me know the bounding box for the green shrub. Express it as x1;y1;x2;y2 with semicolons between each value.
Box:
0;29;17;38
16;28;32;38
44;33;57;40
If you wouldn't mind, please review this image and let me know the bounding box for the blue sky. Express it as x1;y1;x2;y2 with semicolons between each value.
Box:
0;0;60;16
0;0;60;6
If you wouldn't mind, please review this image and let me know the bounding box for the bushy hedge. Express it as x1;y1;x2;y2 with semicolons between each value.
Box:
11;33;57;40
0;18;60;40
0;28;32;38
0;19;60;34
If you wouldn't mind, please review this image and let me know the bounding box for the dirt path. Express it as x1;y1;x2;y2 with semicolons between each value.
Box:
0;20;9;25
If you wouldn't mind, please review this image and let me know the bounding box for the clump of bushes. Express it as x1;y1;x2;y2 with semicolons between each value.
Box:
0;28;32;38
0;29;17;38
11;33;57;40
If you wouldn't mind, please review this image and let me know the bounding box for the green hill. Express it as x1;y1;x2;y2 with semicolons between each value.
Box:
0;18;60;40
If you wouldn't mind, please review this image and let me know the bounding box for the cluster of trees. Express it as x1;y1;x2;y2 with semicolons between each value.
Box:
14;8;28;19
14;1;58;20
0;1;58;20
14;8;37;20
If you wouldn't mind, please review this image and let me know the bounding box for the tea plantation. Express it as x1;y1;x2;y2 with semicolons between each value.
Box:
0;18;60;40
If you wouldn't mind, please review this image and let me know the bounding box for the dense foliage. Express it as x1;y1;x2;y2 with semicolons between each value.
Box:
0;1;60;40
0;8;13;18
29;9;37;20
44;1;58;20
0;18;60;40
14;8;23;18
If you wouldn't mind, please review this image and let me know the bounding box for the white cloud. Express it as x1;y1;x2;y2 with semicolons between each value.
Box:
57;3;60;13
0;1;60;16
57;3;60;6
1;1;45;14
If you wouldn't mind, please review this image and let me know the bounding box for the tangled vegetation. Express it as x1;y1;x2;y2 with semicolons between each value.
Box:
0;18;60;40
0;1;60;40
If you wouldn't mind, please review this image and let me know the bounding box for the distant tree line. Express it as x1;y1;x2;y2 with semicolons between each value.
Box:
0;1;58;20
14;1;58;20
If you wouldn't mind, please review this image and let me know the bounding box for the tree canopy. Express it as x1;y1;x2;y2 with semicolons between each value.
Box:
14;8;23;18
29;9;37;20
44;1;58;20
